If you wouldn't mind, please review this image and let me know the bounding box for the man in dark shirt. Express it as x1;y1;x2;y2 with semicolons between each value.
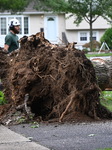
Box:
4;19;20;53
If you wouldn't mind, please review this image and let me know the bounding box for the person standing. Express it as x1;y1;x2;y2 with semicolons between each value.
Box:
4;19;20;53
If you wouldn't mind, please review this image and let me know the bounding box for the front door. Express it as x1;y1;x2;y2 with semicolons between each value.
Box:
44;16;58;43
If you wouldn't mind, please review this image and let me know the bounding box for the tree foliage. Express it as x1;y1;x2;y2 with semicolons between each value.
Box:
100;28;112;49
35;0;112;23
0;0;30;12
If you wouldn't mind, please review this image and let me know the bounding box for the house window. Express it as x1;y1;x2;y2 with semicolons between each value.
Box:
0;18;6;35
80;32;87;41
0;16;29;35
24;17;29;34
79;31;98;43
92;32;97;41
16;17;22;34
48;17;54;21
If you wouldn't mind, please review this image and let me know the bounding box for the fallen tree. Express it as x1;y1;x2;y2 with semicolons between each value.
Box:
91;58;112;91
0;32;112;124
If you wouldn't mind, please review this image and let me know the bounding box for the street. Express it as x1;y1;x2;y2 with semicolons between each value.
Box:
9;120;112;150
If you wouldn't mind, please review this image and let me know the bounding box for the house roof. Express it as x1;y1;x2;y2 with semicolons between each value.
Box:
0;1;63;15
23;1;56;15
23;2;45;14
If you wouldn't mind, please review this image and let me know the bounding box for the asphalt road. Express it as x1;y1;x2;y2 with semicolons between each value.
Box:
8;120;112;150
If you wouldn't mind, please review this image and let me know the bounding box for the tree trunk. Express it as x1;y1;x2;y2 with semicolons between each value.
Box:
89;1;93;52
91;58;112;90
90;21;93;51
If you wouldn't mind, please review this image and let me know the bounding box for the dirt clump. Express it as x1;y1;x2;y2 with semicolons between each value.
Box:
0;32;112;125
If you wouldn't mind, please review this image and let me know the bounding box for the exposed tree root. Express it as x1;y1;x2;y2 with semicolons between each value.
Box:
0;32;112;124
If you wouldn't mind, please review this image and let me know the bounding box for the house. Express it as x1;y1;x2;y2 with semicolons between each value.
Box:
0;3;111;49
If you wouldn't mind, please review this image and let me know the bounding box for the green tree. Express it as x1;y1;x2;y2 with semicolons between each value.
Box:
0;0;29;12
100;28;112;50
34;0;112;51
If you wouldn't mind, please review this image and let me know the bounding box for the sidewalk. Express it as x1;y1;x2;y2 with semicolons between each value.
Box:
0;125;50;150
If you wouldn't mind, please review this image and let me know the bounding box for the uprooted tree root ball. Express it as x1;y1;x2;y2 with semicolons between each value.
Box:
0;32;112;124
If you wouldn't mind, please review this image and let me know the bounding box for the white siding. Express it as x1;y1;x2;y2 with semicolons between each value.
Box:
30;14;44;34
0;12;110;49
65;14;110;30
58;14;66;44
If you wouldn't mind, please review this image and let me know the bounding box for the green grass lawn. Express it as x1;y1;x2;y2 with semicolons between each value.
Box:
86;52;112;58
97;91;112;150
97;148;112;150
100;91;112;111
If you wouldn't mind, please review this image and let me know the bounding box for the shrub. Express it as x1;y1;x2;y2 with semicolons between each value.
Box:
82;40;101;51
0;91;7;105
100;28;112;50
